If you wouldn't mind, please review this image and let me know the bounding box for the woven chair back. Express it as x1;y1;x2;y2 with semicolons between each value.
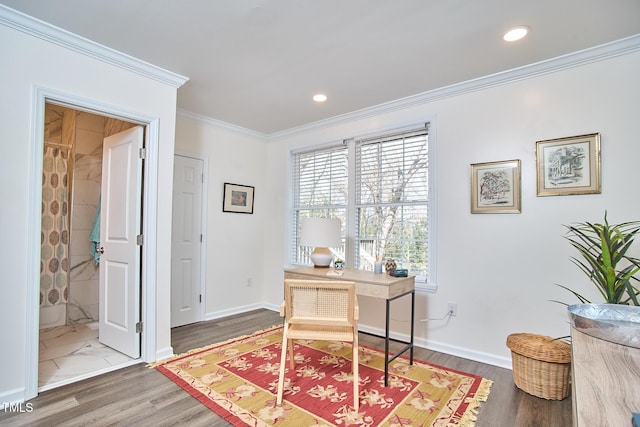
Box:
284;279;356;328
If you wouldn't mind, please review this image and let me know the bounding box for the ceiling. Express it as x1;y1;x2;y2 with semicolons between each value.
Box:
3;0;640;135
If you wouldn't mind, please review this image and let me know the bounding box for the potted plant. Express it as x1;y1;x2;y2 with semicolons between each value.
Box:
558;212;640;426
556;211;640;306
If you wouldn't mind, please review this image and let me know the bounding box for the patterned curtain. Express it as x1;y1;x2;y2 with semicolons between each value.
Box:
40;145;70;307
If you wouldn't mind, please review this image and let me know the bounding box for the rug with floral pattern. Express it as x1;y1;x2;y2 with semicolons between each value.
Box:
153;326;492;426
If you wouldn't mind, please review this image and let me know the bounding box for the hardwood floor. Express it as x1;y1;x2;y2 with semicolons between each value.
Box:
1;309;572;426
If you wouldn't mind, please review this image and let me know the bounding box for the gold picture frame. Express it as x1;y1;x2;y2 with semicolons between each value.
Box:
223;182;255;214
470;159;521;214
536;133;601;196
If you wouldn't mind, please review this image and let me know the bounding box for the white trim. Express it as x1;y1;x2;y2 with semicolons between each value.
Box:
140;34;640;140
24;87;46;401
346;139;356;270
265;34;640;140
26;86;160;400
424;117;437;293
415;280;437;293
5;0;632;140
155;346;175;362
284;153;295;266
37;360;142;393
0;388;27;405
174;150;209;324
357;324;512;370
177;109;266;139
350;122;429;144
142;118;161;363
205;303;276;322
0;4;188;88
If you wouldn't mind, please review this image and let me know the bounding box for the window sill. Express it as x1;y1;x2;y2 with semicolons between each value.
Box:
415;279;437;293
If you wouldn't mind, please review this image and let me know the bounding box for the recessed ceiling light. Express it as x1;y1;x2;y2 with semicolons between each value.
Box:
503;26;529;42
313;94;327;102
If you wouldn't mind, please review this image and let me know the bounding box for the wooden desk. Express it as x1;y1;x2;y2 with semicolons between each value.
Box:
284;267;415;386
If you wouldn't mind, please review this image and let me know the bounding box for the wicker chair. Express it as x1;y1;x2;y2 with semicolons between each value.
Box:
276;279;360;410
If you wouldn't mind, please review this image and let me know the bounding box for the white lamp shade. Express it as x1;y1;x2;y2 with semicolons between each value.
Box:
300;218;341;248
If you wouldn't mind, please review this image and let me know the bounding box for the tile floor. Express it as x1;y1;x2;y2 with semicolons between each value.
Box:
39;322;137;391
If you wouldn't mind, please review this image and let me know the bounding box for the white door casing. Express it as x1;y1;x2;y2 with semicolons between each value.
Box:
27;88;163;401
171;155;204;327
99;126;143;358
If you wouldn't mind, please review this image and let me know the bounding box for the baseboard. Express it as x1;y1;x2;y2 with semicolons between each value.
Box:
358;323;512;370
0;387;27;405
423;337;512;370
155;346;175;362
209;303;513;370
205;302;277;321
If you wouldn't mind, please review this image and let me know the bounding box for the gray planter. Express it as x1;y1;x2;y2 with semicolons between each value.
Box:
568;304;640;427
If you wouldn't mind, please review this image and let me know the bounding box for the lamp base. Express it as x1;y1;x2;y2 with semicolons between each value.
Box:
310;247;333;268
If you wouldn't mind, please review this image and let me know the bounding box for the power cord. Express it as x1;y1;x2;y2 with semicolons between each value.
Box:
420;309;454;322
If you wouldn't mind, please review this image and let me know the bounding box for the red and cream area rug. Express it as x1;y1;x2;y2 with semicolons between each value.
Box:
153;326;492;426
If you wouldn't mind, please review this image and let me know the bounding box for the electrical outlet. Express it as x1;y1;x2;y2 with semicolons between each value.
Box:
447;302;458;316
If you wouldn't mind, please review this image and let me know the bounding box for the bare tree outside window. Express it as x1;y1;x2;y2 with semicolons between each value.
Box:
356;132;429;275
291;127;430;279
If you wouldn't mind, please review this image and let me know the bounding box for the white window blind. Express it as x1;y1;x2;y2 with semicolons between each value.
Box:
290;125;432;287
355;128;429;276
291;144;348;264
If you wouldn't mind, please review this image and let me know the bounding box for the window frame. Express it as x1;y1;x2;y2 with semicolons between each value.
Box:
289;123;437;293
289;142;349;266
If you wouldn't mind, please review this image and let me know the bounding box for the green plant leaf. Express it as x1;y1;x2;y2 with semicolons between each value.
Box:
554;284;592;304
561;211;640;306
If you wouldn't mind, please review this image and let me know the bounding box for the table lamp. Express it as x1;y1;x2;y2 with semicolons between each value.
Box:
300;218;341;268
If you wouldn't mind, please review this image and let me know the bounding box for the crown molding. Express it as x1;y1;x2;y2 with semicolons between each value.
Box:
267;33;640;141
177;109;267;139
17;0;632;141
178;32;640;141
0;4;189;88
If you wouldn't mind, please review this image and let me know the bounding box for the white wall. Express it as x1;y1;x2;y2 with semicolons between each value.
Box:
262;49;640;368
0;19;182;402
175;115;268;318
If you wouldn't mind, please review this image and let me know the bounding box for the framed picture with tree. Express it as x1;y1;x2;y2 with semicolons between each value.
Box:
470;159;521;214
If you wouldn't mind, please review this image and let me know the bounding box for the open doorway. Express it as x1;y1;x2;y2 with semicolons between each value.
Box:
38;102;141;391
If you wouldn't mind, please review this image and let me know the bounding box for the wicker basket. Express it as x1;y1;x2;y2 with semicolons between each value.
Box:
506;333;571;400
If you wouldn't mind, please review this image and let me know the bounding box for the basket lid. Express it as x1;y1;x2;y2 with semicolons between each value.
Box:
506;333;571;363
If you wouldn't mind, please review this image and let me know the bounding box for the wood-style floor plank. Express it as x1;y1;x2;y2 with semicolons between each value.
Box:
0;309;571;426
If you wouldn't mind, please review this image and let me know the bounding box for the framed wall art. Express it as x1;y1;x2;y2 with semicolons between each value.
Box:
536;133;601;196
470;159;521;214
223;182;255;214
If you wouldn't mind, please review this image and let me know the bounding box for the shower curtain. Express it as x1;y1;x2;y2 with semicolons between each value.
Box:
40;144;71;308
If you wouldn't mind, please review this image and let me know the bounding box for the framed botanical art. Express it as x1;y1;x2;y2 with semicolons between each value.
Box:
536;133;601;196
470;159;521;214
223;182;255;214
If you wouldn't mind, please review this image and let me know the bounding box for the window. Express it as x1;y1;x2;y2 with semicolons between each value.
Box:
291;144;348;265
291;124;434;290
355;129;429;276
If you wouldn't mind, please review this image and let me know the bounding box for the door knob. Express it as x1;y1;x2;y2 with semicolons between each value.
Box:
98;247;105;254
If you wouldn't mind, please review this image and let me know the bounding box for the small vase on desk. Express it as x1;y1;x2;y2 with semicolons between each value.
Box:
374;262;383;274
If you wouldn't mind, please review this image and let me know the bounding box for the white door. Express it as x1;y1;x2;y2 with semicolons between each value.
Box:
171;155;204;327
99;126;143;358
